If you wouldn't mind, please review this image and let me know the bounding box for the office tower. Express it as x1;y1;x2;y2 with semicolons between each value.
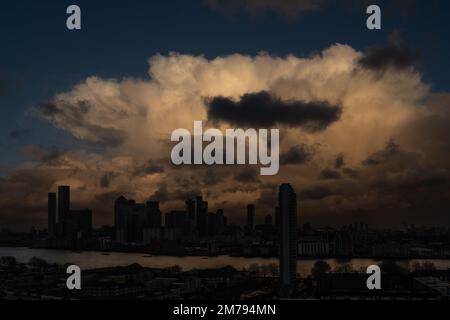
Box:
275;207;280;232
278;184;298;287
265;214;273;226
186;199;196;229
247;204;255;231
146;201;162;229
216;209;226;228
114;196;163;244
58;186;70;237
67;209;93;242
47;193;57;238
131;203;147;243
165;211;189;231
114;196;133;243
196;196;208;237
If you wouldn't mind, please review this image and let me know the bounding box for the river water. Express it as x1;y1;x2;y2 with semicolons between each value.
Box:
1;247;450;276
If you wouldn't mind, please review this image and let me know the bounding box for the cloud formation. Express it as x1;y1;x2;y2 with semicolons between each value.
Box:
206;91;342;130
1;43;449;228
359;45;419;71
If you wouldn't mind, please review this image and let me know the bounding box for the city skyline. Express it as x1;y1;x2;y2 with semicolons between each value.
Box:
1;1;450;232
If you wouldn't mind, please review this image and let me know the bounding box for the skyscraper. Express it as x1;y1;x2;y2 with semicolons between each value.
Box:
47;193;56;238
114;196;132;243
247;204;255;231
58;186;70;237
185;199;196;229
196;196;208;237
278;184;298;288
265;214;273;226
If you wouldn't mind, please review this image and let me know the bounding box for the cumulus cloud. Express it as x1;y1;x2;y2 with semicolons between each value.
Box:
2;43;450;228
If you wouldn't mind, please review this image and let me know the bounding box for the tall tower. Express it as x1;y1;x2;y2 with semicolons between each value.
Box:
278;184;298;287
48;193;57;238
185;199;196;229
196;196;208;237
247;204;255;231
114;196;131;243
58;186;70;237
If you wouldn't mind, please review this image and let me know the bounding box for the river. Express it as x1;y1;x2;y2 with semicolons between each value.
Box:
1;247;450;276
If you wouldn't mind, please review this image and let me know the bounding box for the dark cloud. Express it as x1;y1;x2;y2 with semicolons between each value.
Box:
363;139;419;167
359;45;419;71
100;172;120;189
371;168;449;191
34;101;126;147
234;167;261;183
319;168;342;180
256;184;278;208
342;167;359;178
150;183;204;203
281;144;318;165
133;161;165;176
22;145;68;167
95;191;122;205
150;183;170;202
206;91;342;131
300;185;335;200
335;153;345;169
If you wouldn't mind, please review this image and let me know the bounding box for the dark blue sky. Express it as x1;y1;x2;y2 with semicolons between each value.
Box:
1;0;449;169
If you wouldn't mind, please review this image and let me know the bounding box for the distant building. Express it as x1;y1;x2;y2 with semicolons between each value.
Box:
47;186;93;247
216;209;226;227
278;184;298;288
57;186;70;237
185;199;196;229
298;240;330;257
247;205;255;231
67;209;93;242
47;193;57;238
114;196;162;244
195;196;208;238
165;211;190;239
265;214;273;226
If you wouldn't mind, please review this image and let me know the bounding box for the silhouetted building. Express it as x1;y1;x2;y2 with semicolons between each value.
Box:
114;196;133;243
67;209;93;243
275;207;281;233
186;199;196;229
278;184;298;288
114;196;162;244
265;214;273;226
247;205;255;231
47;186;94;247
216;209;227;227
165;211;190;232
47;193;57;238
58;186;70;237
195;196;208;238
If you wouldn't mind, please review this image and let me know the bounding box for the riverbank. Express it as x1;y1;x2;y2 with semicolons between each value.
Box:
2;246;450;276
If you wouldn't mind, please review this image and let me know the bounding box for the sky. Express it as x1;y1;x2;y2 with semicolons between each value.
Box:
1;0;450;230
